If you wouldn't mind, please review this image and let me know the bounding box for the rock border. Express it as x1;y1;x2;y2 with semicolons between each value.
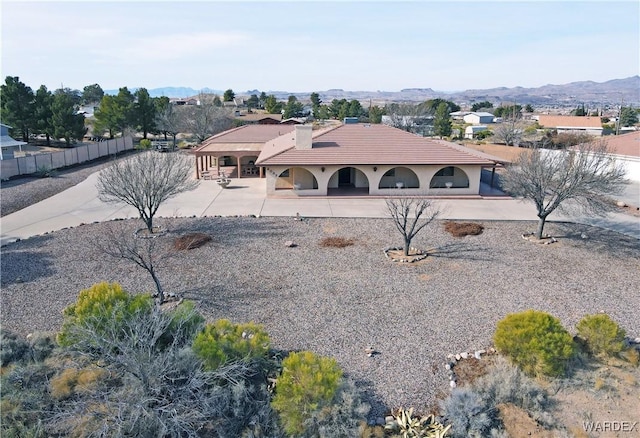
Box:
383;246;429;263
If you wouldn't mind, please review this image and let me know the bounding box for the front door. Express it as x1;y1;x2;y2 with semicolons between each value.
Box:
338;168;352;186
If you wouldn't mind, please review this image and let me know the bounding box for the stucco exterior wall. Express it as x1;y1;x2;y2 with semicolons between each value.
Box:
264;164;484;196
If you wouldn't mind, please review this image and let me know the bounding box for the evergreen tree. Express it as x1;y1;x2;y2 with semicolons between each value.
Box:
134;88;156;139
94;87;135;138
82;83;104;105
0;76;35;141
433;102;452;137
33;85;54;145
264;95;282;114
619;106;638;127
223;89;235;102
282;95;304;118
52;91;86;145
310;92;322;117
368;105;384;123
246;94;259;110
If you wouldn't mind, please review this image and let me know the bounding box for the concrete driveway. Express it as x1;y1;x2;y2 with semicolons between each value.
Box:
1;173;638;246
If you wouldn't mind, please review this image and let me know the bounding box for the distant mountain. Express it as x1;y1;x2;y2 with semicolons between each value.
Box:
104;87;222;98
105;76;639;105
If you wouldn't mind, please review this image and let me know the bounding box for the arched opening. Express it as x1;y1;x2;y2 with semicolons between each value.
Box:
275;167;318;190
429;166;470;188
328;167;369;195
240;155;260;177
378;167;420;189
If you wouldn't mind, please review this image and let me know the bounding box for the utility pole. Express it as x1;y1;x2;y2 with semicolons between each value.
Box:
616;94;624;135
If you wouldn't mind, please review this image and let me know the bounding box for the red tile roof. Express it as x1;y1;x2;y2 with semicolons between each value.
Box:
257;124;502;166
604;131;640;158
538;115;602;129
193;125;296;154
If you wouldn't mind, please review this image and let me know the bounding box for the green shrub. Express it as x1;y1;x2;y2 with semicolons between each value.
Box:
58;282;153;347
493;310;575;377
192;319;270;370
0;328;30;367
271;350;343;436
576;314;626;358
139;138;152;149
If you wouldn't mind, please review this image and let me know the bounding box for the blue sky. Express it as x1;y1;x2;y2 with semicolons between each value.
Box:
2;1;638;93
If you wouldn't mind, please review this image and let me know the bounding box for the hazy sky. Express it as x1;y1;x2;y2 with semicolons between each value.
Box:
2;1;638;93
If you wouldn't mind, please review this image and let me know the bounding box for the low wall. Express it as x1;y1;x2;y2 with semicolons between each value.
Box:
0;137;134;179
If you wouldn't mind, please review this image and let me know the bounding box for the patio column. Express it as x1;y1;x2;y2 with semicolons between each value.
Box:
195;155;200;179
237;156;241;179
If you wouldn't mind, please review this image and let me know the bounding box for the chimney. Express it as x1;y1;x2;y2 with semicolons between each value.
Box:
294;125;313;150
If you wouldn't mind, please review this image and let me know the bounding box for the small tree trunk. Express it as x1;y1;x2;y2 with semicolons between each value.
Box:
404;239;411;256
45;134;51;146
163;132;168;141
536;216;548;240
150;268;164;303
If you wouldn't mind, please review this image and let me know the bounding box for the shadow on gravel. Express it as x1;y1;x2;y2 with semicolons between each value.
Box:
352;377;389;423
169;217;291;246
551;222;640;259
1;247;56;286
428;242;493;261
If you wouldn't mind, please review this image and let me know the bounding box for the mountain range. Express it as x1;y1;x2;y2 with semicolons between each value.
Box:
106;76;639;106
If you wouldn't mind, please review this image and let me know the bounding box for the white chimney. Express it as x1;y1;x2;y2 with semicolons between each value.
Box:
294;125;313;150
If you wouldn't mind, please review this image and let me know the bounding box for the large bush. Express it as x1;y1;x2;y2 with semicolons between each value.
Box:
271;350;343;436
192;319;271;370
576;314;626;358
493;310;575;377
58;282;152;347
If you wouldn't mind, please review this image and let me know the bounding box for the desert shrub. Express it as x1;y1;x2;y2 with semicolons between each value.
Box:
576;314;626;358
271;350;343;436
0;328;30;367
173;232;212;250
193;319;270;370
319;236;355;248
444;221;484;237
302;380;370;437
27;332;56;363
493;310;575;377
473;357;553;427
440;387;495;437
138;138;152;149
50;366;109;400
158;300;204;348
621;348;640;366
58;282;152;348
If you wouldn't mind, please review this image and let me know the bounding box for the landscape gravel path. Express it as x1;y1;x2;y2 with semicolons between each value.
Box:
2;215;639;419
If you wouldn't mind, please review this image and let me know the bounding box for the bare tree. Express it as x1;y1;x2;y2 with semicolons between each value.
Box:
383;103;433;135
501;139;627;239
155;103;184;149
184;92;234;142
385;197;440;256
493;116;526;146
95;222;172;302
96;151;199;233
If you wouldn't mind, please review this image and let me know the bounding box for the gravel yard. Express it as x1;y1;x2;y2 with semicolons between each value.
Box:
2;215;639;418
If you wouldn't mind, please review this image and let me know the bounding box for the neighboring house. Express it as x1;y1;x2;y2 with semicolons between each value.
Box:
537;115;603;136
234;112;283;125
256;124;504;196
449;111;470;120
465;125;489;139
603;131;640;181
192;124;296;179
463;112;494;125
0;124;27;160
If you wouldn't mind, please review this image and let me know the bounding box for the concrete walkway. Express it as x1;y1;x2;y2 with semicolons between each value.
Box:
1;174;639;246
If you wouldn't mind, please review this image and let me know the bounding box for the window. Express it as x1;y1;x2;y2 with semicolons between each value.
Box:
280;169;290;177
435;166;454;177
383;169;396;177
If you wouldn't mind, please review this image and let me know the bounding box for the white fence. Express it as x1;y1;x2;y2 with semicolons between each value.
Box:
0;137;134;180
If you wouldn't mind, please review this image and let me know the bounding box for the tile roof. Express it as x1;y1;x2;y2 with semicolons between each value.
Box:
234;113;283;122
538;115;603;129
257;124;502;166
193;125;295;154
604;131;640;158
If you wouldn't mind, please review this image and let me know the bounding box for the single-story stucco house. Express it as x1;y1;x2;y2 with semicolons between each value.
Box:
255;123;504;197
536;115;603;136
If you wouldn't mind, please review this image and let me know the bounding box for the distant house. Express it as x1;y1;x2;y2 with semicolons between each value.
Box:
537;115;603;136
234;112;283;125
463;112;494;125
256;123;504;197
0;124;27;160
465;125;489;139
